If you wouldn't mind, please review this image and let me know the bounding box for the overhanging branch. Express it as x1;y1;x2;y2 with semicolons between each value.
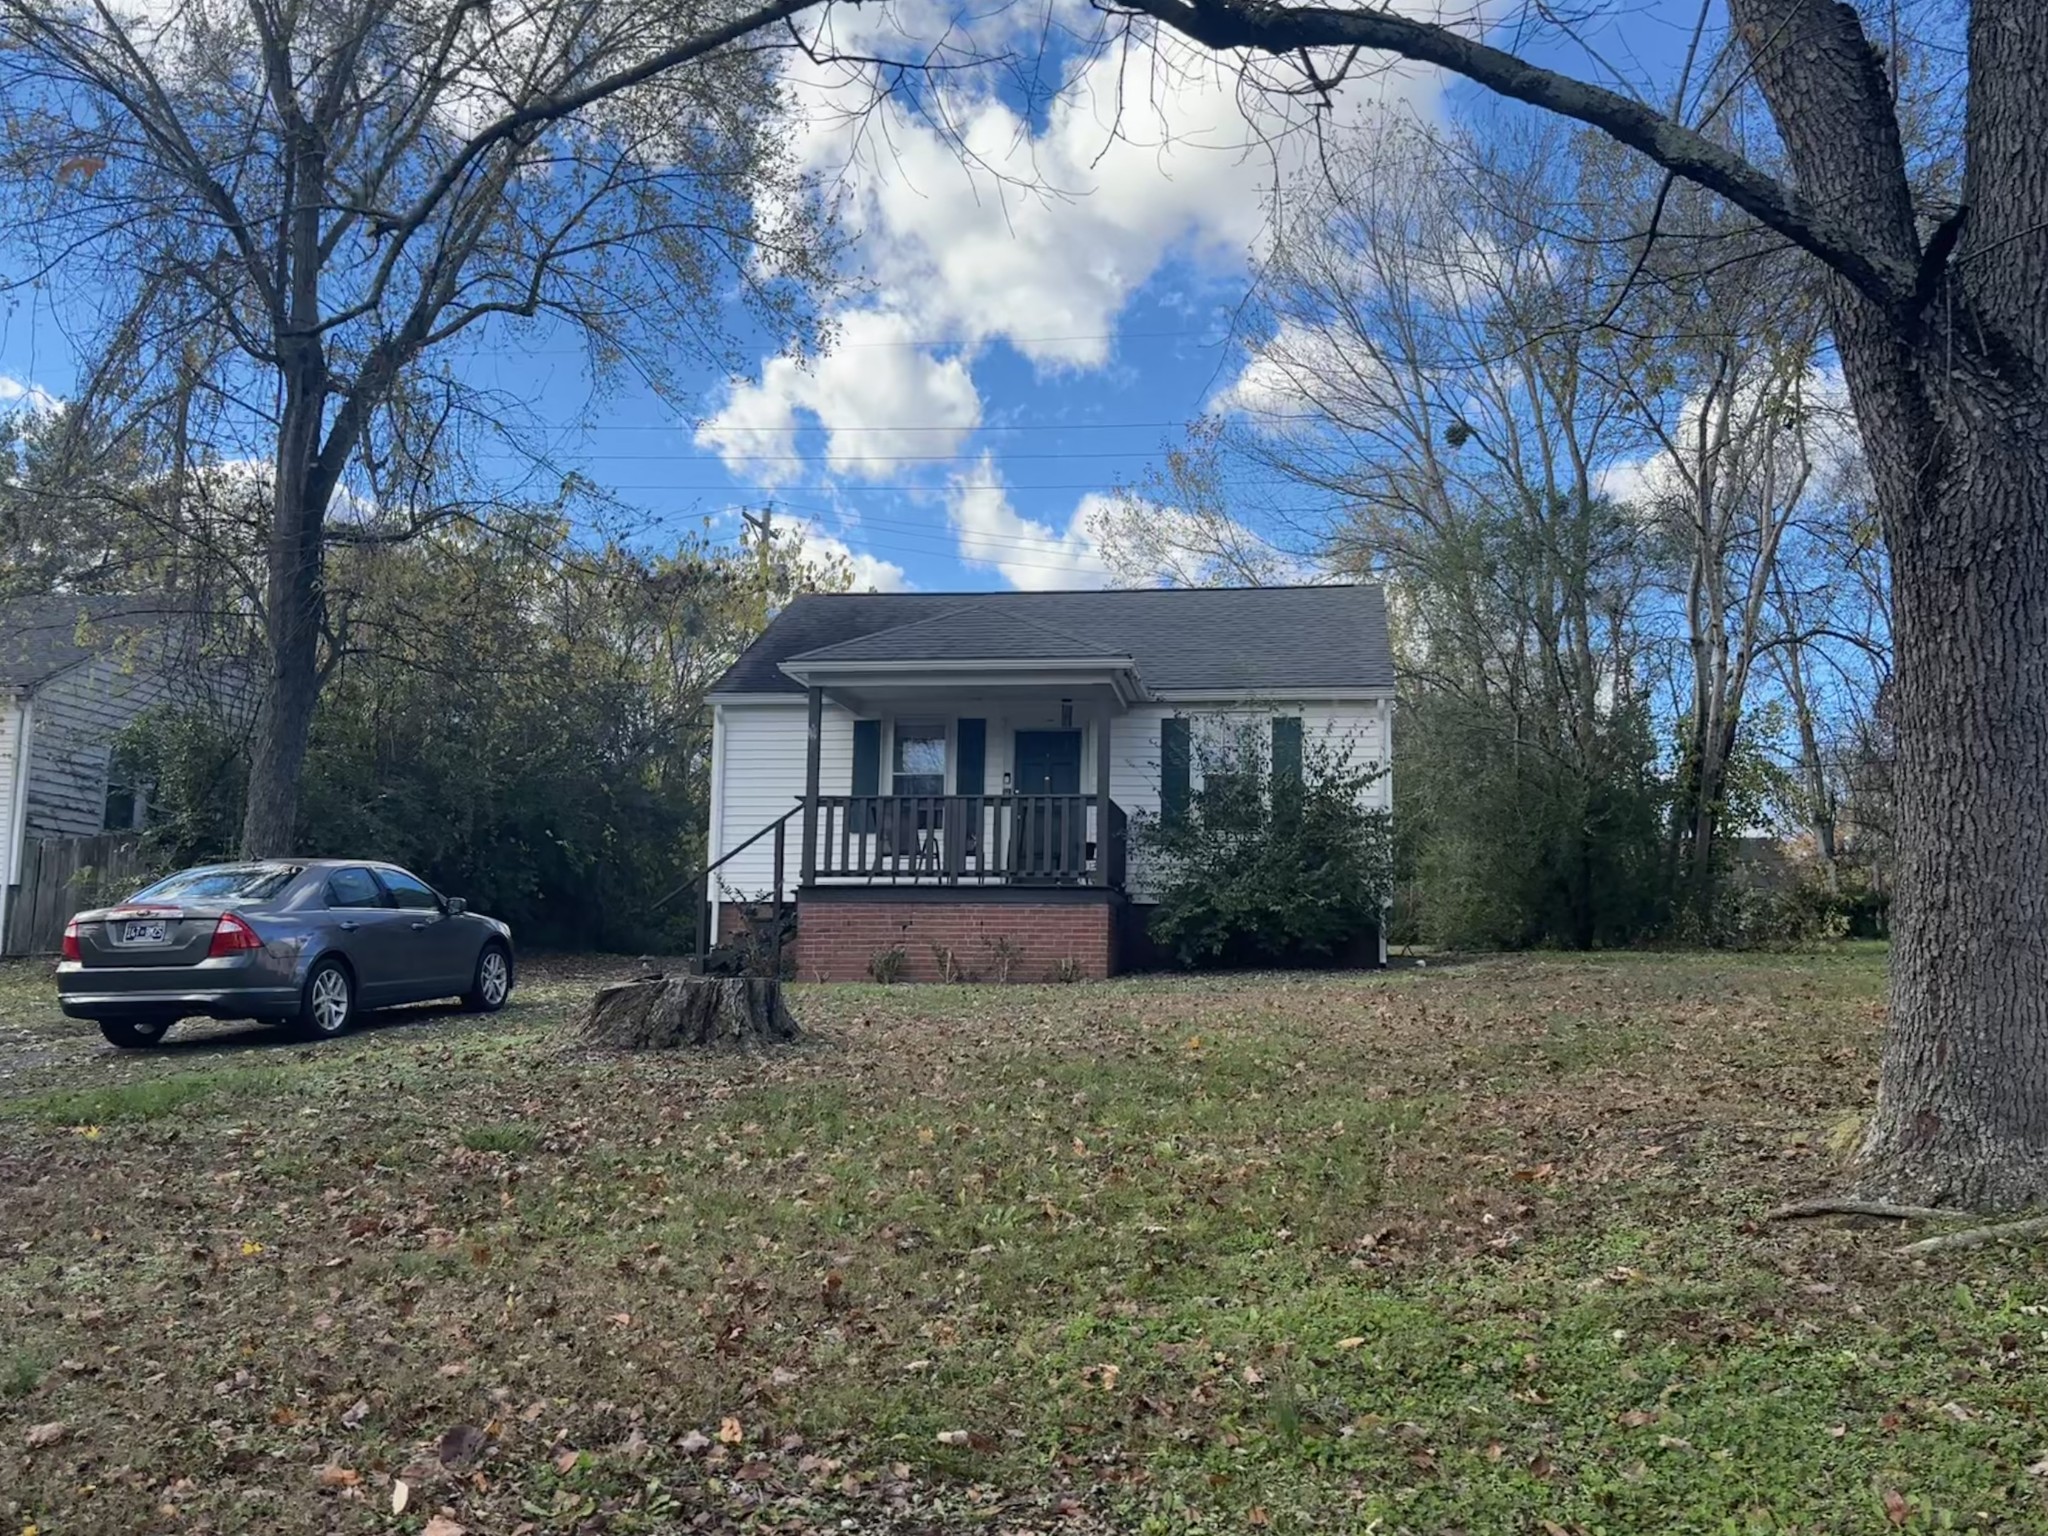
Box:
1105;0;1916;310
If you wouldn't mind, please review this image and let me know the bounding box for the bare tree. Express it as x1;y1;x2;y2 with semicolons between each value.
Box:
0;0;849;853
1116;0;2038;1210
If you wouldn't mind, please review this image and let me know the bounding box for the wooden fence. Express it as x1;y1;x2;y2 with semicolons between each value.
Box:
4;833;150;956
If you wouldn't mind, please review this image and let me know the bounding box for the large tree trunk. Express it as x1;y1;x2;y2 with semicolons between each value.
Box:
1856;397;2048;1207
1732;0;2048;1207
240;364;329;857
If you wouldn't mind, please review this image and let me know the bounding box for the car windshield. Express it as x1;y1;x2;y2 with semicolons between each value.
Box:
126;865;302;905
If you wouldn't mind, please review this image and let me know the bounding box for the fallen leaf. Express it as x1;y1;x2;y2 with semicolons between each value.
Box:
679;1430;711;1453
390;1480;410;1515
1336;1336;1365;1351
553;1449;580;1475
1882;1489;1909;1526
1247;1508;1270;1528
2028;1453;2048;1477
438;1423;486;1469
315;1463;359;1489
340;1397;369;1430
718;1416;745;1445
422;1519;466;1536
24;1423;67;1449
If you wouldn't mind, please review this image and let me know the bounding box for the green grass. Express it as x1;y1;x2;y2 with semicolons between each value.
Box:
460;1121;540;1153
1;1063;291;1124
0;1352;42;1399
3;945;2043;1535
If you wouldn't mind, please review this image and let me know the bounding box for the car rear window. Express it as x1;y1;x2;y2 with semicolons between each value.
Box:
127;865;303;904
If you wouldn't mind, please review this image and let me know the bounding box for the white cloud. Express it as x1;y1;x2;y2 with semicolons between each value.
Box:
697;309;979;485
790;34;1438;371
786;517;912;592
948;453;1110;590
0;375;59;415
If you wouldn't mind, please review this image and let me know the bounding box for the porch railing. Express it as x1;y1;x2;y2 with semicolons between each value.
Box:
809;794;1126;887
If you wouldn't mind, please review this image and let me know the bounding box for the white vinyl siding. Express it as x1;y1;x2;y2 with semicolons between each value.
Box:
0;700;28;901
709;700;855;921
1110;699;1390;821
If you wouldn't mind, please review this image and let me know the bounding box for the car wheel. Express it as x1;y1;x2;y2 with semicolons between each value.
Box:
290;959;355;1041
465;943;513;1013
99;1018;172;1050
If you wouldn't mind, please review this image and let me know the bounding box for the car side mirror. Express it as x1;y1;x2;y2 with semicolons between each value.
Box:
445;897;467;916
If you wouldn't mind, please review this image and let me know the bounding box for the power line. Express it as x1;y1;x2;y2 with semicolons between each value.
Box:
602;483;1294;495
540;413;1318;435
510;326;1236;358
527;448;1163;463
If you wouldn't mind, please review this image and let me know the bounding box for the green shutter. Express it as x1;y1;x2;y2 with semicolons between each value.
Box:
1272;715;1303;818
956;718;986;795
1160;716;1190;826
852;719;881;796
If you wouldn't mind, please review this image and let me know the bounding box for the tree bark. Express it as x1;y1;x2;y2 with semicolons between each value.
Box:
1855;396;2048;1207
239;354;330;856
1730;0;2048;1207
577;974;801;1050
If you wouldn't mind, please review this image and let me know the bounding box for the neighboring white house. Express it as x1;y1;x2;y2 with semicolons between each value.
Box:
703;585;1395;980
0;596;214;950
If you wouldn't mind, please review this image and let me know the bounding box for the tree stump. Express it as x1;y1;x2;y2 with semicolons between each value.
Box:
576;975;800;1050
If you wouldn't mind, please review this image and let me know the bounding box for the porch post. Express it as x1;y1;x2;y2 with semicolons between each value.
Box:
801;685;822;886
1094;703;1113;886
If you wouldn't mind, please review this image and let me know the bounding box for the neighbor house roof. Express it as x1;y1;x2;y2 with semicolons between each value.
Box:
710;585;1394;697
0;595;173;691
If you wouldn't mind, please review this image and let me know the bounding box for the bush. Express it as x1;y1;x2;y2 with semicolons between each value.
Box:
1136;717;1393;968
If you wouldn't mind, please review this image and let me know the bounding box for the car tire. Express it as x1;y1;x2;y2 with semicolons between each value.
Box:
464;943;513;1013
99;1018;171;1049
290;958;356;1041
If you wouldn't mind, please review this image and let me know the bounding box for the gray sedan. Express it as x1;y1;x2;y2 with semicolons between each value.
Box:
57;860;514;1048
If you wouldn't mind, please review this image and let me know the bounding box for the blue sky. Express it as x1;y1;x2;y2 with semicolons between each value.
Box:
0;6;1710;595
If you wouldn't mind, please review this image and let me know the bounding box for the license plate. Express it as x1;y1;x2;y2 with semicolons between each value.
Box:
121;920;169;944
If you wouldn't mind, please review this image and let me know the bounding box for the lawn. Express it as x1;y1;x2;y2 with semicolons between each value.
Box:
2;946;2044;1535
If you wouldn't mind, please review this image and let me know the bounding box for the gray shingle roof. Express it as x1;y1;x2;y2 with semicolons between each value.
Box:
788;603;1125;664
0;595;173;690
711;585;1394;696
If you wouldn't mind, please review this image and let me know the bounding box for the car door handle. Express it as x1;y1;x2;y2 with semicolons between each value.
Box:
338;920;359;932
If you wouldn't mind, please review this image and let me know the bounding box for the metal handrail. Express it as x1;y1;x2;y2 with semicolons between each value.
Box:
651;803;802;971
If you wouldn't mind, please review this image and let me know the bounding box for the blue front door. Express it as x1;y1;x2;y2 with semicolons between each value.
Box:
1011;730;1083;876
1012;730;1081;794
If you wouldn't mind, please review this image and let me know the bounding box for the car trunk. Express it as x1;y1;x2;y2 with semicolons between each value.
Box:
74;906;228;968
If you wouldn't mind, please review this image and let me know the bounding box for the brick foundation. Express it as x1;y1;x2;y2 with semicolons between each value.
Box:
793;889;1119;982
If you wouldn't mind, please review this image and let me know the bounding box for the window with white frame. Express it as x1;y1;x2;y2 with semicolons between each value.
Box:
892;718;947;796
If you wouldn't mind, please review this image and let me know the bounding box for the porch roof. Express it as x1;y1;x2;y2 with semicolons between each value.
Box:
785;604;1124;666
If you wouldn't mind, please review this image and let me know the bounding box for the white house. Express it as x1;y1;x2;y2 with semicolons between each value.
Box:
0;596;207;951
703;585;1395;980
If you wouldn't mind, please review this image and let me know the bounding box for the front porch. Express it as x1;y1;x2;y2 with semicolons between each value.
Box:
779;636;1142;976
807;793;1127;888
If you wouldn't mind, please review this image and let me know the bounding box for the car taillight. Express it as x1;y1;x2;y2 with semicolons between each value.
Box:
208;913;262;957
62;919;81;962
